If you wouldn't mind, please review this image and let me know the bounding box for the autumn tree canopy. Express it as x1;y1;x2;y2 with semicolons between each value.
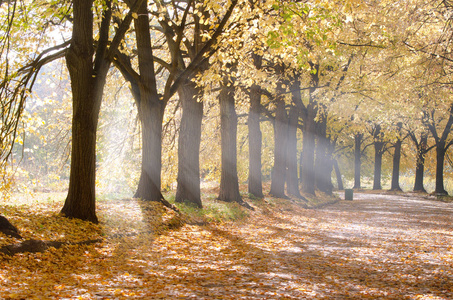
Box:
2;0;453;220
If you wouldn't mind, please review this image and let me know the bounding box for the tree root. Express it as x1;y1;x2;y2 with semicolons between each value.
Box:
159;192;180;213
0;215;22;239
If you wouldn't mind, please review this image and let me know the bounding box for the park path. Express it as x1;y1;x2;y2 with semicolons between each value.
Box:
146;192;453;299
313;192;453;254
289;192;453;299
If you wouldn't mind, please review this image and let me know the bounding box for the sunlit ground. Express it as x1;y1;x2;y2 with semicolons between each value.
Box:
0;191;452;299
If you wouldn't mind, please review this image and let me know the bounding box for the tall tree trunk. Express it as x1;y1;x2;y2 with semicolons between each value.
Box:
61;0;101;223
315;111;332;194
248;83;263;198
372;125;384;190
133;0;164;201
353;133;362;189
218;74;242;203
175;81;203;207
413;132;428;193
390;139;402;191
61;0;141;222
286;105;301;197
248;50;263;198
435;141;448;195
300;64;319;195
390;123;403;191
269;97;288;198
301;103;317;195
333;159;344;190
373;150;383;190
427;105;453;196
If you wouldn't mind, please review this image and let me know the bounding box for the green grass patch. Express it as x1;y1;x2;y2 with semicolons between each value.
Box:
171;197;249;224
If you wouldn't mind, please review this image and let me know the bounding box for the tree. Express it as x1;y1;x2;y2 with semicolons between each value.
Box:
300;65;319;195
426;104;453;195
269;71;288;198
390;122;404;191
286;104;302;198
112;0;176;205
218;64;242;203
61;0;143;222
353;133;363;189
0;0;68;174
371;124;386;190
175;0;239;207
408;128;431;193
247;52;264;198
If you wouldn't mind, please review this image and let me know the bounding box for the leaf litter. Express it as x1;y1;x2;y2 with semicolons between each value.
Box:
0;192;452;299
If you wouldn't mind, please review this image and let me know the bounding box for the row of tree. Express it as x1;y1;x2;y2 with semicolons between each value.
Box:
1;0;453;223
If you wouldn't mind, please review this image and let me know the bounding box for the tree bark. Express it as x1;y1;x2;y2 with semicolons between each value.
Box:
132;1;165;201
333;159;344;190
248;83;263;198
413;132;428;193
286;105;301;197
301;103;317;195
372;125;384;190
315;111;332;194
435;141;448;195
353;133;362;189
218;73;242;203
61;0;101;223
269;94;288;198
390;123;403;191
247;51;264;198
300;65;318;195
61;0;141;222
427;105;453;196
134;100;165;200
175;81;203;207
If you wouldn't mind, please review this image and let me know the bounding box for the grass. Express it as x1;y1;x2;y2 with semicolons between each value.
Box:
169;198;250;224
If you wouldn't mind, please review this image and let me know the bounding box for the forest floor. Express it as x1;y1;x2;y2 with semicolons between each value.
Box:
0;190;452;299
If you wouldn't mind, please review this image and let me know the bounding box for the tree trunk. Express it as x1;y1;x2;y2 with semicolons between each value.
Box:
61;0;100;223
373;150;383;190
248;83;263;198
315;112;332;194
269;97;288;198
372;125;384;191
134;99;165;200
353;133;362;189
175;81;203;207
300;65;318;196
286;105;301;197
248;50;263;198
390;123;403;191
61;0;139;222
218;75;242;203
133;0;165;201
413;133;427;193
435;141;448;195
333;159;344;190
390;139;402;191
301;103;317;195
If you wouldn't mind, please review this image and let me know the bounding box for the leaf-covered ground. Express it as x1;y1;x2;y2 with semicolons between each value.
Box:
1;192;452;299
